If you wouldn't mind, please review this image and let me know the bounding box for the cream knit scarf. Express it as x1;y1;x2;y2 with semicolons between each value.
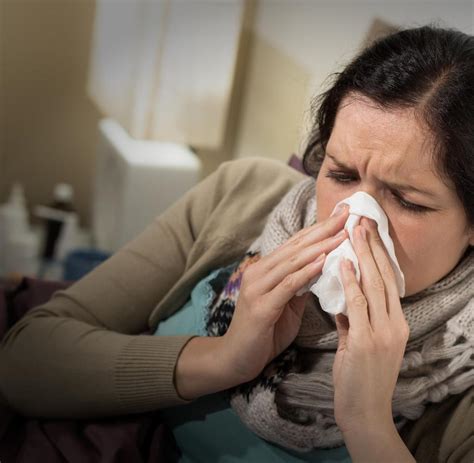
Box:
207;177;474;451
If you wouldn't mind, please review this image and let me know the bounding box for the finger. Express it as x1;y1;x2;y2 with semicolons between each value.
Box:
352;224;389;330
260;206;349;271
333;313;349;380
361;218;406;326
285;204;349;248
262;254;327;316
253;229;347;294
282;203;349;247
339;258;371;335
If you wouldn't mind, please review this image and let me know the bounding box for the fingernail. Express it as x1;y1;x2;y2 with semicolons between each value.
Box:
334;204;348;216
361;217;376;229
343;258;354;273
357;225;367;241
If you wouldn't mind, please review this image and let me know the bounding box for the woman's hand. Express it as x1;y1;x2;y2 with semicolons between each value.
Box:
175;206;350;401
332;217;410;436
221;205;350;384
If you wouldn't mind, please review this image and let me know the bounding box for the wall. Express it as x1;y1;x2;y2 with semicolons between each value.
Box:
0;1;472;224
0;0;100;226
233;0;474;162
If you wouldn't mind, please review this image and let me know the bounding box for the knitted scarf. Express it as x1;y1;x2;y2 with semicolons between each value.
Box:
204;177;474;451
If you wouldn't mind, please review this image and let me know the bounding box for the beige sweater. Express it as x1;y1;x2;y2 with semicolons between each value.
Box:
0;157;472;462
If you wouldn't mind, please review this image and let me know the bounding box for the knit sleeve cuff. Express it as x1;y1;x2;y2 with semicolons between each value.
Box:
115;334;198;412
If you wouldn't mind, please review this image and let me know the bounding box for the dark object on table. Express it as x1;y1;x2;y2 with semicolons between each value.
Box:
63;248;111;281
41;184;76;261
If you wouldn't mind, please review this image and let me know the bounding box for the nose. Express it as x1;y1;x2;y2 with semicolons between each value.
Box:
356;183;378;199
354;184;384;207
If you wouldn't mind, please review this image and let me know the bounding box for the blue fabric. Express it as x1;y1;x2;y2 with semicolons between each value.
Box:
154;266;352;463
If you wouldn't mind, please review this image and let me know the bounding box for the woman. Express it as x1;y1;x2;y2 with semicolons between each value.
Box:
0;25;473;462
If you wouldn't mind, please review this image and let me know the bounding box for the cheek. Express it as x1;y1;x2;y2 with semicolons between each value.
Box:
386;216;427;263
386;214;465;295
388;212;463;266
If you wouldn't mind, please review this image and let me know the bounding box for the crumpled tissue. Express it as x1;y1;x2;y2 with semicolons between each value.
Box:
297;191;405;316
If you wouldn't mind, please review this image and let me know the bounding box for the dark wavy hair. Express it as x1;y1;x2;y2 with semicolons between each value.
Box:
301;24;474;227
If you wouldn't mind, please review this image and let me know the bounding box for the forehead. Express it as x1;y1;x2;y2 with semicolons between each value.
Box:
328;95;436;172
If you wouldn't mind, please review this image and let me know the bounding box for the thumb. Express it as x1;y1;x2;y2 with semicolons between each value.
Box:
289;292;309;319
335;313;349;344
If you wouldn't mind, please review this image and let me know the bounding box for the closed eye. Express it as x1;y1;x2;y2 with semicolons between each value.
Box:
324;170;431;214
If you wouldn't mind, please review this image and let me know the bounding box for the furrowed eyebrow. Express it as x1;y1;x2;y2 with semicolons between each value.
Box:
325;153;439;199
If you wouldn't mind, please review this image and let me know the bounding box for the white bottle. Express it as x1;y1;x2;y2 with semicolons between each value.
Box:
0;183;29;235
0;183;39;276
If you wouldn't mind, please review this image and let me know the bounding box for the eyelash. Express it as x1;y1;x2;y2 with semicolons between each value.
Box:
324;171;430;214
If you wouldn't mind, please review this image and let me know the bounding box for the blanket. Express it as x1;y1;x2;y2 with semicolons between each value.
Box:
0;277;178;463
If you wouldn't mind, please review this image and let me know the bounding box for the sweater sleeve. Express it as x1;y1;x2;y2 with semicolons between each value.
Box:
400;386;474;463
0;157;302;419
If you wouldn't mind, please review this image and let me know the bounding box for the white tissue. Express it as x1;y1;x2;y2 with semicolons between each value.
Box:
297;191;405;316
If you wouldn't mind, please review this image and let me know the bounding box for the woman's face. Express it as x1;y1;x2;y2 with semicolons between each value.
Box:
315;95;474;296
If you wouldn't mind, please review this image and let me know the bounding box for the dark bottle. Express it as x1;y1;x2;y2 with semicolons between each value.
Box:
41;183;76;261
